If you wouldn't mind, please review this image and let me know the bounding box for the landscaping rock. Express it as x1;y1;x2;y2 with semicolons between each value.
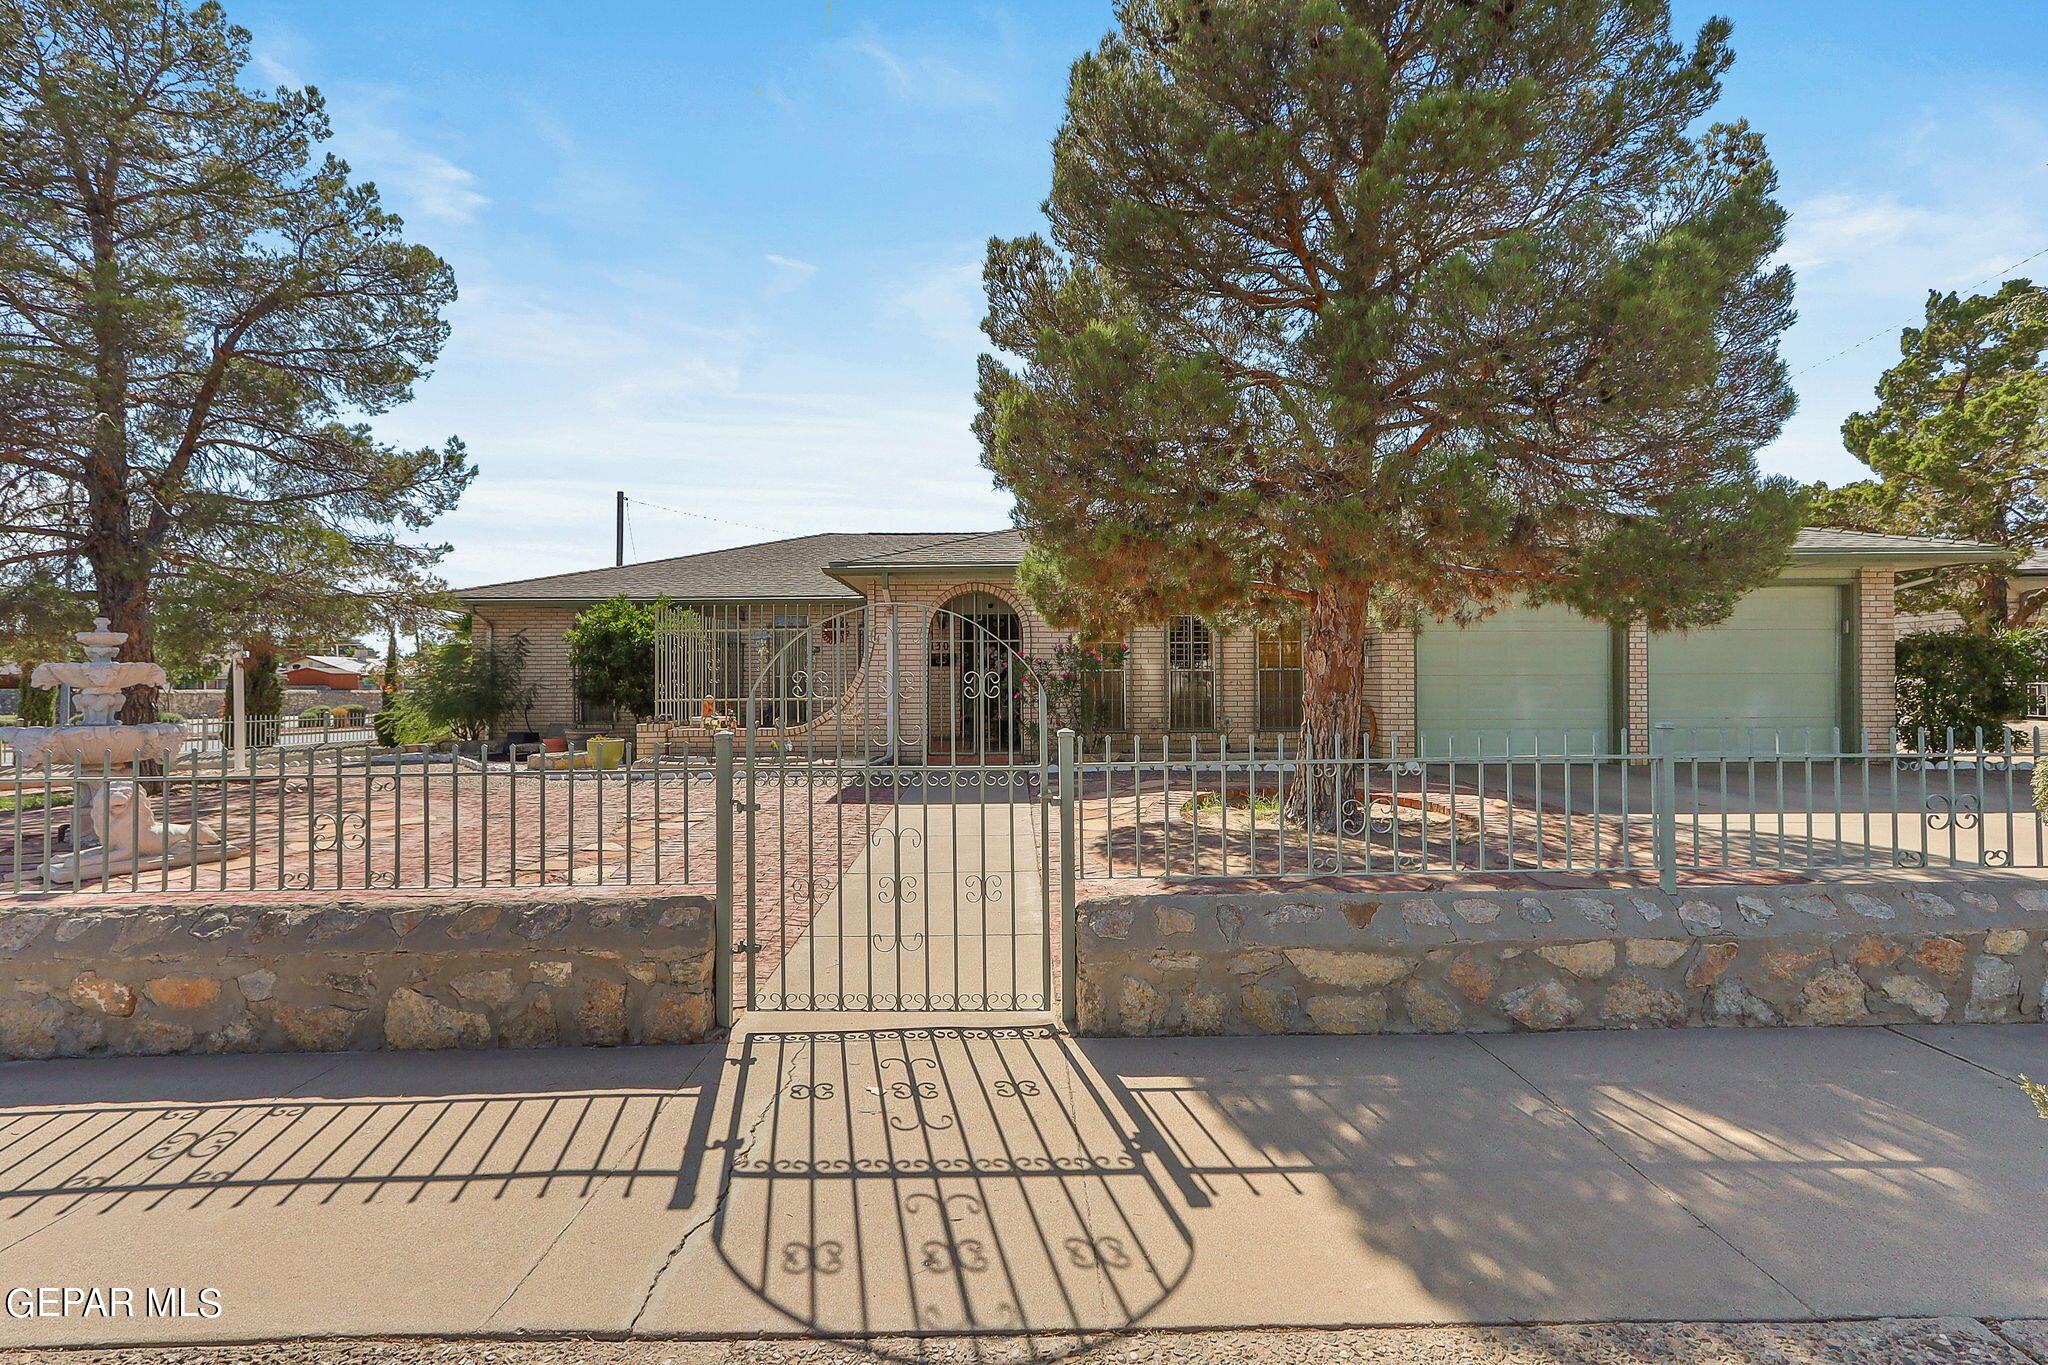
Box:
1283;949;1412;989
1801;966;1869;1025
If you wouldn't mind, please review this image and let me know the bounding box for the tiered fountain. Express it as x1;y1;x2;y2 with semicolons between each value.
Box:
0;617;226;886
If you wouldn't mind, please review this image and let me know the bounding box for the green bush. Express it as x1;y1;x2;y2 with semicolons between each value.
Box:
1895;629;2034;747
17;674;54;726
403;634;533;740
242;654;284;720
565;596;674;720
375;692;452;745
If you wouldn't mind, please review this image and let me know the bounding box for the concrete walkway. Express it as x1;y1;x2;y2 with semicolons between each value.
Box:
0;1020;2044;1350
764;800;1047;1010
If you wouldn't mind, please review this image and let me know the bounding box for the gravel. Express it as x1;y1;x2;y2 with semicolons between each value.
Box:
2;1319;2043;1365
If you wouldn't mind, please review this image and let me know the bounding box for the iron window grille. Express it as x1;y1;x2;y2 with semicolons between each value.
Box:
1167;616;1216;731
1257;620;1304;731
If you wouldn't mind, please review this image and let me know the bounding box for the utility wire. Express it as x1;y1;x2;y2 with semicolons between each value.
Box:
1792;242;2048;378
623;495;791;537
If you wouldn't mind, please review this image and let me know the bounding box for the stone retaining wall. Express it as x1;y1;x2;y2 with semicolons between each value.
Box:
1076;881;2048;1036
0;891;715;1060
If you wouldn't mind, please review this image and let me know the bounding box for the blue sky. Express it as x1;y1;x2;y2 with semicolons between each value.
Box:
234;1;2048;589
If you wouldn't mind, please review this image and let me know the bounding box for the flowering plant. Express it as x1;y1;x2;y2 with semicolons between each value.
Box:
1010;639;1129;740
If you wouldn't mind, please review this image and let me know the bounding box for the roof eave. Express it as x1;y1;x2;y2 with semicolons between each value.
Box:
1789;546;2009;568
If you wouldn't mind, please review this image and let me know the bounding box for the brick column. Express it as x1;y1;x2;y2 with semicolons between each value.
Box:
1624;619;1651;754
1857;568;1896;748
1126;623;1168;734
1216;625;1258;739
1366;624;1416;756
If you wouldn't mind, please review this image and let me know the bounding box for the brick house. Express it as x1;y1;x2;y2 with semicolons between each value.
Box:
458;526;2002;755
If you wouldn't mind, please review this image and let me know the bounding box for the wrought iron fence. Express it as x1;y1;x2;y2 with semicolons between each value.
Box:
5;723;2045;900
2;739;719;895
1065;726;2048;890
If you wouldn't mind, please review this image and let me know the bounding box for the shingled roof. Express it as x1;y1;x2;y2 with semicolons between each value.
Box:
459;525;2007;604
456;532;991;603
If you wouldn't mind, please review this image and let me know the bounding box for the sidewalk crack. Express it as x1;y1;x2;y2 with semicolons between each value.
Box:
626;1034;803;1334
1466;1035;1820;1318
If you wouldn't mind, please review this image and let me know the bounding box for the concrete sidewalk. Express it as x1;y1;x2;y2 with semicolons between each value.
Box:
0;1020;2043;1350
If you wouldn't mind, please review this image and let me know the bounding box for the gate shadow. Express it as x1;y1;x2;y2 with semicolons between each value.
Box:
709;1022;1194;1360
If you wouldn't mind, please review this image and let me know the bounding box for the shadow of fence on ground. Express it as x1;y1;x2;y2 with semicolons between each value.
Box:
711;1024;1192;1360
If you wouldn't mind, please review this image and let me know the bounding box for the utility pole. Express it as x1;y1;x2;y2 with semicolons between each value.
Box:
615;491;626;566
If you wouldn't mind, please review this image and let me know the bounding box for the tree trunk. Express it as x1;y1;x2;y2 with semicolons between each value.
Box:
104;562;160;725
1985;570;2011;631
1291;582;1380;828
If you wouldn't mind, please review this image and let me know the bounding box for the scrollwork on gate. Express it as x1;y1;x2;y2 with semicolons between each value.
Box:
309;812;369;852
1925;793;1981;831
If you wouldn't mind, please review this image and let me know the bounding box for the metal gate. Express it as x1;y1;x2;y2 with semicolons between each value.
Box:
701;603;1055;1017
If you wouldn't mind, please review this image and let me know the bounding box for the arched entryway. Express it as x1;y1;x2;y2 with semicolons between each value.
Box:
936;590;1023;753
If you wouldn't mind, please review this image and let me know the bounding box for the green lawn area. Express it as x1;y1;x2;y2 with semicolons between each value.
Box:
0;790;73;814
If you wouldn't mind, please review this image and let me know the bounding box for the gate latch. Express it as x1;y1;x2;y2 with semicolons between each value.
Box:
733;940;765;955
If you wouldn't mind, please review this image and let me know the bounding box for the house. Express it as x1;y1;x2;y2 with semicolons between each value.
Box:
457;527;2004;754
282;655;366;690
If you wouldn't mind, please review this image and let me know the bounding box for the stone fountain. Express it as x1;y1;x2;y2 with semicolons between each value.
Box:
0;617;227;886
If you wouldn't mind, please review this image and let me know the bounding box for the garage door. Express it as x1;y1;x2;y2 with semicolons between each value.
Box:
1415;602;1616;755
1649;585;1845;753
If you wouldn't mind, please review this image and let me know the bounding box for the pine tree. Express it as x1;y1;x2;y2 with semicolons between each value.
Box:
1811;280;2048;630
977;0;1802;765
0;0;473;720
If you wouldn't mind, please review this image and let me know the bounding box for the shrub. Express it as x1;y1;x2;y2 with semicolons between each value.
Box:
375;691;452;745
1011;639;1131;739
242;651;284;720
1895;629;2034;747
17;672;53;726
565;596;674;720
404;634;535;740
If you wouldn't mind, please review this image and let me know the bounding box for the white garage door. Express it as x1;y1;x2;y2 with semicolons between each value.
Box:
1650;585;1846;753
1415;602;1616;755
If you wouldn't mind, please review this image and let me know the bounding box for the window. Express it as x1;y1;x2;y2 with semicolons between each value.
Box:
1257;621;1304;731
653;600;850;726
1076;638;1127;732
1167;616;1215;730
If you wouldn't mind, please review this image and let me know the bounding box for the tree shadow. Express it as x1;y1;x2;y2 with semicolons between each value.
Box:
1070;1026;2048;1327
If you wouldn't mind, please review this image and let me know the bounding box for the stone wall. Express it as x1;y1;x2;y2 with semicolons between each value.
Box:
1075;880;2048;1036
0;890;715;1060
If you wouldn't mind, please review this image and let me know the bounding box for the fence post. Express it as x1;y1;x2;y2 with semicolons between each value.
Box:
1652;722;1677;895
714;729;735;1030
229;651;248;773
1057;726;1079;1031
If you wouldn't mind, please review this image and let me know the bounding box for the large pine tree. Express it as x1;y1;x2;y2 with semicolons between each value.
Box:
977;0;1802;760
0;0;471;718
1812;280;2048;631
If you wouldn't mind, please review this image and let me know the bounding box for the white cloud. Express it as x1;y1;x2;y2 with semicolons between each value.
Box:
245;43;486;228
331;112;488;226
846;35;1002;108
366;264;1008;588
519;102;646;225
887;255;987;353
764;254;820;297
